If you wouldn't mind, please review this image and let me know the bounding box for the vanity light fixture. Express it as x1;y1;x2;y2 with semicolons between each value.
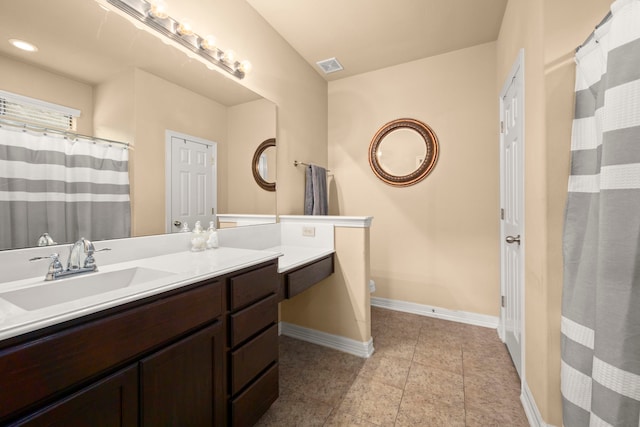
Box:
176;20;194;37
200;35;217;52
222;49;236;65
148;0;168;19
238;60;252;75
9;39;38;52
106;0;251;79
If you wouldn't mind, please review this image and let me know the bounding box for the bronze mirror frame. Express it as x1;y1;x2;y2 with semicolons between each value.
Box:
368;118;439;187
252;138;276;191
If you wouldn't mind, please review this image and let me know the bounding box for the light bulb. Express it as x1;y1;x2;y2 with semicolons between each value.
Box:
200;35;217;51
149;0;168;19
177;20;194;36
222;49;236;64
238;60;252;75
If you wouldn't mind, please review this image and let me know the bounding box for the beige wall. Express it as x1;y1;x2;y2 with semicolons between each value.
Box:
328;42;500;317
0;55;94;135
133;69;228;237
281;226;371;342
227;99;277;214
94;68;228;237
164;0;328;216
497;0;611;424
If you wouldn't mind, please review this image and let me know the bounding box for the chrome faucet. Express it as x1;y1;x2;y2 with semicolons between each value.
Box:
67;238;96;271
30;238;111;281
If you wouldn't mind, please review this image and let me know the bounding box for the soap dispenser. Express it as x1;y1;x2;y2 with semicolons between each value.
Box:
206;220;219;249
190;221;206;252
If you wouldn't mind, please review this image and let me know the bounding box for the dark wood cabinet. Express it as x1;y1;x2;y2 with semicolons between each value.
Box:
227;262;280;427
230;363;279;427
12;364;139;427
281;253;335;299
231;324;278;394
0;280;223;421
0;260;280;426
140;321;224;426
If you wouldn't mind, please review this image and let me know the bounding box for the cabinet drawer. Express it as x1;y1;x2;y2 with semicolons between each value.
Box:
0;280;222;421
285;254;334;298
229;294;277;347
231;324;278;394
229;262;278;310
230;363;279;427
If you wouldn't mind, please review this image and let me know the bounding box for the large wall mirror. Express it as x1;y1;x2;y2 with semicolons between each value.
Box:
369;118;439;187
0;0;277;251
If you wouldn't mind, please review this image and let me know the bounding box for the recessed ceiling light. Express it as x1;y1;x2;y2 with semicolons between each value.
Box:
9;39;38;52
316;57;343;74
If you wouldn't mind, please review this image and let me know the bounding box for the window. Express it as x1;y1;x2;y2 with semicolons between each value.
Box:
0;90;80;131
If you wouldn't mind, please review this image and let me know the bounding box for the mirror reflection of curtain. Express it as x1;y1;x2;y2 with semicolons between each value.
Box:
0;128;130;250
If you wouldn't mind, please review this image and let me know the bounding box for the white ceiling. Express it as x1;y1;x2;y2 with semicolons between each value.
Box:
0;0;509;103
247;0;508;81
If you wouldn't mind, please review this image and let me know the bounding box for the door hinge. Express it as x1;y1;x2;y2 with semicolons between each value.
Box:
500;121;504;133
501;208;505;220
501;295;505;308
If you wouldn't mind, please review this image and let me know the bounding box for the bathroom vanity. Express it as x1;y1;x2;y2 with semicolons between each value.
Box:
0;245;282;426
0;220;345;426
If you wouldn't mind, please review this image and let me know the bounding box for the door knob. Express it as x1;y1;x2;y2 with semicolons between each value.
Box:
506;235;521;245
173;220;182;227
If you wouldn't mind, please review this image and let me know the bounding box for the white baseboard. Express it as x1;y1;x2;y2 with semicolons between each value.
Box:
371;296;499;329
279;321;374;358
521;380;555;427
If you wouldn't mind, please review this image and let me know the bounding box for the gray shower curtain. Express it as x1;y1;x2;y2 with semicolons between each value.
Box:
0;127;131;250
562;0;640;425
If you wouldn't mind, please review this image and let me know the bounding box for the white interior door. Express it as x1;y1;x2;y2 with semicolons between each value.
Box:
165;131;217;233
500;50;524;378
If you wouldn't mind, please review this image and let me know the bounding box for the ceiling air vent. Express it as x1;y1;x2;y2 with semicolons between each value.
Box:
316;57;343;74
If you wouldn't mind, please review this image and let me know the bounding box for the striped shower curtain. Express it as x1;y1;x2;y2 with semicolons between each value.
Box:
562;0;640;425
0;127;130;250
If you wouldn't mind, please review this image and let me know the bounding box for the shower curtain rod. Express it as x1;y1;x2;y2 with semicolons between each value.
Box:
293;160;330;171
576;10;612;52
0;118;131;149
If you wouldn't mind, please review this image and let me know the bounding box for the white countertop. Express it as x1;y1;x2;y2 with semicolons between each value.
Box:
0;247;281;342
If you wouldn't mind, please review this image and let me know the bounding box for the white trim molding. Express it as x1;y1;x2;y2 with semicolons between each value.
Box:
278;215;373;228
521;380;555;427
371;297;499;329
279;322;374;358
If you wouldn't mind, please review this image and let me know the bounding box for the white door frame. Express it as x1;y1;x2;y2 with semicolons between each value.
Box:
499;48;525;378
164;129;218;233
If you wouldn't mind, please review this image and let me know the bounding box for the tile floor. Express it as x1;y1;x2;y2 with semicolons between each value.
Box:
256;306;529;426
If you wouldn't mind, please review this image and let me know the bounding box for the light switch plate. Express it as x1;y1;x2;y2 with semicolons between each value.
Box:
302;226;316;237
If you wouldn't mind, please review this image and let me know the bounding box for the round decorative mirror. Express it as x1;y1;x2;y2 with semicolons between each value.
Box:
252;138;276;191
369;118;439;187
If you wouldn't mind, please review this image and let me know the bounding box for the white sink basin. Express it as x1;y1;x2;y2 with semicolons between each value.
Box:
0;267;174;311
